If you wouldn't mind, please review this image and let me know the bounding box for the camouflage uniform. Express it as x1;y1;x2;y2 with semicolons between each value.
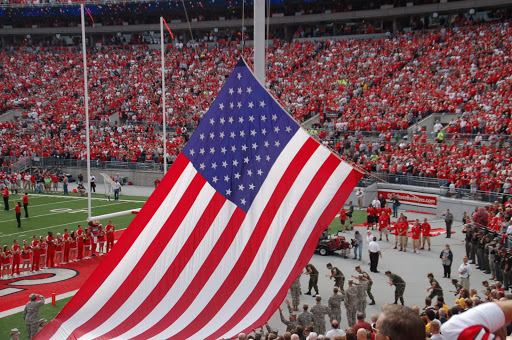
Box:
297;309;314;329
279;305;298;332
389;273;406;305
360;270;375;304
310;301;332;336
356;280;368;317
305;264;319;295
344;285;358;326
290;276;301;309
328;292;344;323
331;266;345;291
428;278;443;299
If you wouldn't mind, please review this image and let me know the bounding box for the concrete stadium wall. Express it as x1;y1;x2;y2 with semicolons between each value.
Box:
61;167;164;187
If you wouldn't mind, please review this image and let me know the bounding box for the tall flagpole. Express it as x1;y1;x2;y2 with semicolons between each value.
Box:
81;4;92;220
254;0;265;85
160;17;168;175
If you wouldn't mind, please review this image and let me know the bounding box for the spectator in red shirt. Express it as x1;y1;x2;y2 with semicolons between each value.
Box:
421;218;432;251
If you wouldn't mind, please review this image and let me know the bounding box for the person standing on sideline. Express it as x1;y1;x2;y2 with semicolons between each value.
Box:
311;295;332;336
442;209;454;238
411;219;421;253
458;256;472;290
328;287;343;323
105;221;115;253
23;293;44;340
113;180;121;201
421;218;432;251
440;244;454;278
62;175;69;195
22;193;29;218
339;206;347;232
355;188;364;210
347;201;354;230
15;202;21;228
391;194;400;218
11;239;21;276
2;186;9;210
368;237;382;273
353;230;363;261
345;279;358;327
90;174;96;193
385;270;406;305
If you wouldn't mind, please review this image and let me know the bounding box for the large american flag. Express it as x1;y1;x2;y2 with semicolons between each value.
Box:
36;59;362;339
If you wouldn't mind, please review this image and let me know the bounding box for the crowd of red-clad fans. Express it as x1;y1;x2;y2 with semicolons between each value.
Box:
1;21;512;198
1;220;115;278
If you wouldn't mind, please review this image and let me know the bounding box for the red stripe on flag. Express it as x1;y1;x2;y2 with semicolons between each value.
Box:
35;154;190;338
67;167;206;338
162;18;174;40
167;139;320;340
130;208;247;340
209;154;341;339
93;191;227;339
240;168;363;335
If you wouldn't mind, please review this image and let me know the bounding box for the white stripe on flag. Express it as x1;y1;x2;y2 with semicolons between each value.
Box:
79;183;217;340
222;162;353;337
50;163;198;340
109;200;237;339
188;142;333;339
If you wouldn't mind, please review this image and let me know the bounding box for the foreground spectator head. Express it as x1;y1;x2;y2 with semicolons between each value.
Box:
356;328;367;340
375;304;425;340
238;333;246;340
308;332;318;340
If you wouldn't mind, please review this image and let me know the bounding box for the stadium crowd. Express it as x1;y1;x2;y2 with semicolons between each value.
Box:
1;220;116;279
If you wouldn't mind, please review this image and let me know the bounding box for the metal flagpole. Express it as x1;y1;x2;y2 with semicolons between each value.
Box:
161;17;168;175
81;4;92;220
254;0;265;85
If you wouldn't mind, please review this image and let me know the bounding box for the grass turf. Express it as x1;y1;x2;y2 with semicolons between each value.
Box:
0;297;72;340
0;192;144;247
0;198;366;339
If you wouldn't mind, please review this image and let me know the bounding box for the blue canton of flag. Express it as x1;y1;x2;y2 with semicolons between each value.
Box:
183;59;299;212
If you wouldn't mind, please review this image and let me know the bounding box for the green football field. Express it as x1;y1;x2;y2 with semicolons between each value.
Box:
0;193;366;340
0;192;145;247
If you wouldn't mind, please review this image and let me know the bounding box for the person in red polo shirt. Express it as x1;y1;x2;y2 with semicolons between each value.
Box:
62;228;71;264
378;213;389;242
14;202;21;228
411;219;421;254
421;218;432;251
2;187;9;211
31;235;40;272
22;193;29;218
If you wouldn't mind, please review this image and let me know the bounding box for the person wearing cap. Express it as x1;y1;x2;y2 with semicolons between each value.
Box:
326;263;345;291
476;230;486;271
483;233;493;274
385;270;406;305
38;318;48;331
23;293;45;340
344;279;358;327
355;265;376;305
488;238;498;280
311;295;332;336
279;300;298;332
328;287;343;323
355;274;369;317
441;209;454;238
303;263;319;297
297;303;314;329
458;256;472;290
462;224;473;259
10;328;20;340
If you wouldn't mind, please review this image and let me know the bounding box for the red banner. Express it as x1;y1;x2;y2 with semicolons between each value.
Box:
378;190;438;207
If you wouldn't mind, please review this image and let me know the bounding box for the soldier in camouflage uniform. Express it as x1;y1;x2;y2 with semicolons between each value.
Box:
426;273;443;299
297;303;314;329
326;263;345;291
289;275;301;311
280;300;298;332
344;279;358;327
310;295;332;336
355;265;375;305
450;278;462;296
328;287;343;323
354;274;368;317
385;270;406;305
304;263;320;296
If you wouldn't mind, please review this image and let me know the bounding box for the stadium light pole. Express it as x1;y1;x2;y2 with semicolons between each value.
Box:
254;0;265;85
81;4;92;220
160;17;168;175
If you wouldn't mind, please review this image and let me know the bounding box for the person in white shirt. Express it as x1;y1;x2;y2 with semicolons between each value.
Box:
458;256;472;290
368;237;382;273
325;320;346;337
372;198;381;209
356;188;365;210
